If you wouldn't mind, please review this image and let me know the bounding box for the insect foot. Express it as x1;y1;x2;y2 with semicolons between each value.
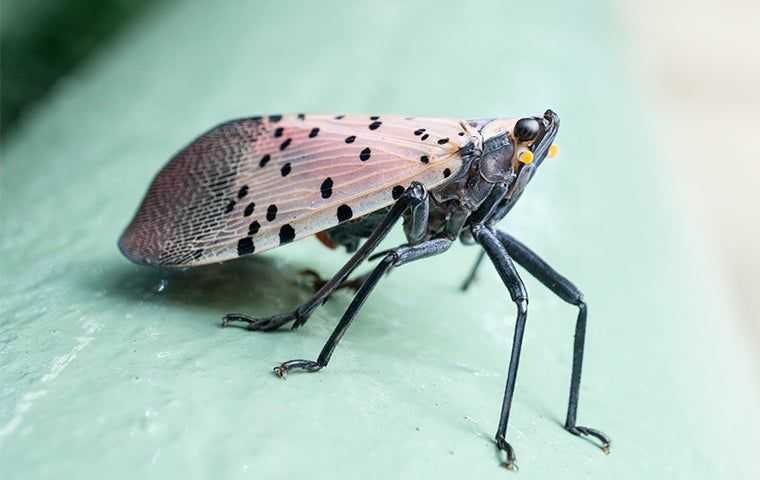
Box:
495;435;518;471
221;313;252;328
221;312;299;331
566;425;611;455
273;359;323;378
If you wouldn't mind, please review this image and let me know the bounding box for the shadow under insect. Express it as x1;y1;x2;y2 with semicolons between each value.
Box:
96;254;337;327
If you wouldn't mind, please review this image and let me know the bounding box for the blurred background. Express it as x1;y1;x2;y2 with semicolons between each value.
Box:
2;1;758;478
623;0;760;350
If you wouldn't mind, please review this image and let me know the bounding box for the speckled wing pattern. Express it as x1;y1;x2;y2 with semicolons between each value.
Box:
119;114;478;267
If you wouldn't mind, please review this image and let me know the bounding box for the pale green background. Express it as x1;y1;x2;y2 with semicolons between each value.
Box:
2;1;758;479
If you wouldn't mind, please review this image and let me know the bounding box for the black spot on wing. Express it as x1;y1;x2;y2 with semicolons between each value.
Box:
237;237;255;256
421;133;429;141
273;127;284;138
368;121;382;130
280;138;292;150
420;155;429;164
259;154;271;168
345;135;356;144
414;128;425;136
337;204;353;222
279;224;295;245
320;177;333;199
392;185;405;200
309;127;319;138
359;147;371;161
237;185;248;199
266;204;278;221
281;163;292;177
437;137;449;145
268;114;282;122
225;200;236;213
249;220;260;235
443;168;452;178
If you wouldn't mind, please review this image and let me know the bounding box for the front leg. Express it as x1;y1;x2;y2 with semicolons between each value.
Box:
495;230;610;454
473;226;529;471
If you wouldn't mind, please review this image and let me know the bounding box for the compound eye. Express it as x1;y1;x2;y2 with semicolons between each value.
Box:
513;118;540;142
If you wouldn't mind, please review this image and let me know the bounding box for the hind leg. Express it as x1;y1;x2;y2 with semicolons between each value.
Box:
222;183;428;331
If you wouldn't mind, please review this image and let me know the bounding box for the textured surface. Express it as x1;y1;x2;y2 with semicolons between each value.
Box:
1;1;758;479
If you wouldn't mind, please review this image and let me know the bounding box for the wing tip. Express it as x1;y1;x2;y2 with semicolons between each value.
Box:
118;226;159;267
119;217;215;269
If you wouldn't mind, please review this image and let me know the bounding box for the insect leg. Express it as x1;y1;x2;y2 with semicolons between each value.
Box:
495;230;610;453
473;226;527;470
272;238;452;376
403;190;429;244
222;183;428;331
460;250;486;291
458;182;510;291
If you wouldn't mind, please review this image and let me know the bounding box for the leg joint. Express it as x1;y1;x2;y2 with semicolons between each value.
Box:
470;223;487;240
405;182;427;204
515;298;528;313
382;251;401;267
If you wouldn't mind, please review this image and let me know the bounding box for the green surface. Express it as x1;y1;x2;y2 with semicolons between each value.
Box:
1;1;758;479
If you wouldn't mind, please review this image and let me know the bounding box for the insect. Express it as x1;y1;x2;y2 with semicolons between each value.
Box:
119;110;610;469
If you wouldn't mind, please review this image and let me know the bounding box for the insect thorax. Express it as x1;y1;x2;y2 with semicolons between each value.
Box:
320;131;518;250
427;132;516;237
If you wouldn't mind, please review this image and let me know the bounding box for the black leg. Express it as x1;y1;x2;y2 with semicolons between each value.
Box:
460;250;486;291
456;199;513;292
403;188;429;244
272;238;452;376
458;182;511;292
473;226;528;471
222;183;428;331
495;230;610;454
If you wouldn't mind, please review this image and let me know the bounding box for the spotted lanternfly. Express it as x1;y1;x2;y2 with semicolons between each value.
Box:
119;111;610;469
